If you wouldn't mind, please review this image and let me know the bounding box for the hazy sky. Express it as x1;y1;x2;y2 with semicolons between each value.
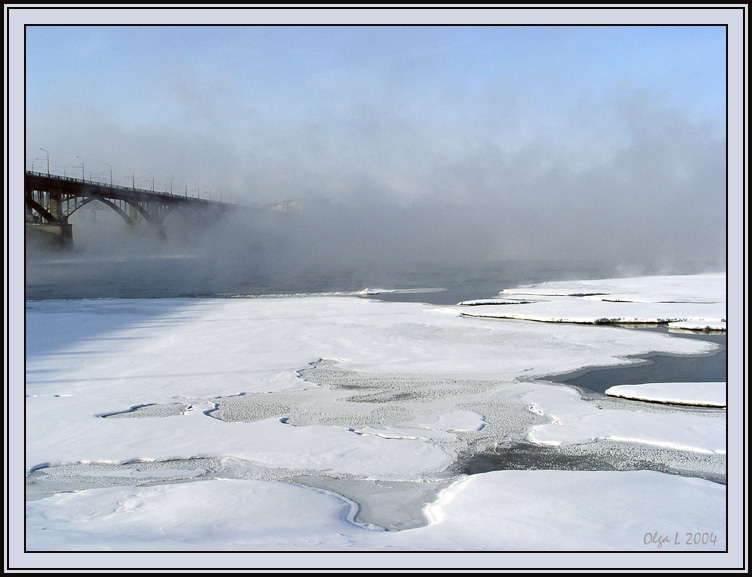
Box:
24;23;728;272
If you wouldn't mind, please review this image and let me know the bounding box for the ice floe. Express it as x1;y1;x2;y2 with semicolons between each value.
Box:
605;382;726;407
458;272;726;331
494;273;725;303
525;385;725;453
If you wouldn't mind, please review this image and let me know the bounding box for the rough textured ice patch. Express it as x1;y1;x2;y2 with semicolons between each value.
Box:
454;437;725;485
605;382;726;408
402;410;487;432
352;410;486;441
98;403;190;419
77;467;207;480
25;458;223;502
25;406;455;480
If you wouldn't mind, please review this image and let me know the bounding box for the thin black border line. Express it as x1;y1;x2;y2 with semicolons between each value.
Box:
5;3;12;574
14;11;742;568
742;5;748;576
13;20;740;572
5;5;750;11
9;5;747;572
18;22;739;27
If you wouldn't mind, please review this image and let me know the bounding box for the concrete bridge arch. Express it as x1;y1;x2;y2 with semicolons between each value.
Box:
25;171;236;245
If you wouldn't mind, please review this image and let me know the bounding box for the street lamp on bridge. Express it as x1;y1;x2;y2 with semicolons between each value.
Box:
40;148;50;175
76;156;85;181
105;163;113;186
128;169;135;189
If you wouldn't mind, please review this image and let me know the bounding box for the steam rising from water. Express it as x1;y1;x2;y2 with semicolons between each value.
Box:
27;97;726;298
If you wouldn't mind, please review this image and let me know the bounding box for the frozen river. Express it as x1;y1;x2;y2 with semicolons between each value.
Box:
21;267;731;566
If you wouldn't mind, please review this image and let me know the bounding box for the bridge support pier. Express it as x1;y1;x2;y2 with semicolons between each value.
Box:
49;191;63;219
26;222;73;247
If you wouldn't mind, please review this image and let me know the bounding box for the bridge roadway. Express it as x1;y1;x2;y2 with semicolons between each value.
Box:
25;171;237;244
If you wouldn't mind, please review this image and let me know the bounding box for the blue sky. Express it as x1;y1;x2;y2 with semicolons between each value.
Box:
26;25;725;133
23;22;729;269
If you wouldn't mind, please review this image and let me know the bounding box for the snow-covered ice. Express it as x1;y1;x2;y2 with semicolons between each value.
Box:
458;272;726;331
23;273;727;555
492;273;725;303
524;384;725;453
605;382;726;407
26;470;725;552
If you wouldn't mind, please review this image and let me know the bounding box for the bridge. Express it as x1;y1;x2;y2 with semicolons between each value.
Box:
25;171;238;245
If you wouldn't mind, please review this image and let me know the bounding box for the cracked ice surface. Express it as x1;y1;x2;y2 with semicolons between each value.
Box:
25;273;727;551
26;296;719;471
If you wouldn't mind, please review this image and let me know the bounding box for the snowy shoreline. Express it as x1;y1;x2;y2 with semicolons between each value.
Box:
25;272;727;551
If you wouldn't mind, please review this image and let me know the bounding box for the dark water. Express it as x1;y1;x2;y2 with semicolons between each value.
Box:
458;327;727;484
25;251;615;305
547;329;727;394
25;248;727;391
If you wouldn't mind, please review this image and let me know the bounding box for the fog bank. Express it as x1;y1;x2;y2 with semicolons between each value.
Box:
27;95;726;298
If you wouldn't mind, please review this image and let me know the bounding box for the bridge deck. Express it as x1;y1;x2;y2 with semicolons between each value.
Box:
25;170;238;245
25;171;226;206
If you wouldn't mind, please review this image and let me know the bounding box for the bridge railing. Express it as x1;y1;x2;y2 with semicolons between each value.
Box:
24;170;232;205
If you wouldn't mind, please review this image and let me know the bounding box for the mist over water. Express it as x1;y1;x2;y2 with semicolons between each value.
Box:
26;95;727;304
26;177;724;304
24;25;728;304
